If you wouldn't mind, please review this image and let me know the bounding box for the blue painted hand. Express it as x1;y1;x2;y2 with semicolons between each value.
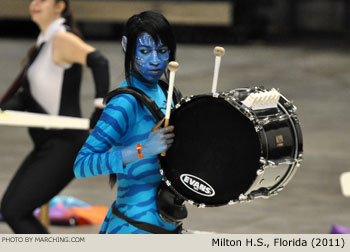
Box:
143;126;175;156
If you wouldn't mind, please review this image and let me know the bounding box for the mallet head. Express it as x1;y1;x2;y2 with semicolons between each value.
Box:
213;46;225;57
167;61;179;72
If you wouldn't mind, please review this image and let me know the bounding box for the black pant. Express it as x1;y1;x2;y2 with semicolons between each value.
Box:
0;128;88;233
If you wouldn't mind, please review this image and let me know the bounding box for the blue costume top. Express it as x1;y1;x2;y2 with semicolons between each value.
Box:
73;76;177;234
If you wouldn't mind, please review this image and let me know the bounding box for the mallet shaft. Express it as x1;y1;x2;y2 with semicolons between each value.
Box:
161;61;179;157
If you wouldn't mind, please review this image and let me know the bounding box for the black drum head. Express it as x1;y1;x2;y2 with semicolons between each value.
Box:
159;96;261;206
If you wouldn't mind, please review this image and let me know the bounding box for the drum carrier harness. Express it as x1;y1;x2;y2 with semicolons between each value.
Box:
103;80;187;234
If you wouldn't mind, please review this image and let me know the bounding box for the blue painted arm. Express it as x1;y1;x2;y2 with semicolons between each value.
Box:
73;95;137;178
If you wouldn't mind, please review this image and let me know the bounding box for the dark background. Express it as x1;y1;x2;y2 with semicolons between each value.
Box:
1;0;350;44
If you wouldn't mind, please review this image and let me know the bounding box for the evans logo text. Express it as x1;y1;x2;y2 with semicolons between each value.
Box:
180;174;215;197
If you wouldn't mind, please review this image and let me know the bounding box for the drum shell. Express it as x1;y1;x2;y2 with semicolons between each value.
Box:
247;99;303;198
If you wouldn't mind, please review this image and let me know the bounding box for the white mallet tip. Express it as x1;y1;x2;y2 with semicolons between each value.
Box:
214;46;225;57
167;61;179;72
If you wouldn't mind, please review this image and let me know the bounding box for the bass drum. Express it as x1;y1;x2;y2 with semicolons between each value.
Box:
158;87;303;207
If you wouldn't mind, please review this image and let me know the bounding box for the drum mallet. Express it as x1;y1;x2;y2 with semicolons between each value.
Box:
211;46;225;93
161;61;179;157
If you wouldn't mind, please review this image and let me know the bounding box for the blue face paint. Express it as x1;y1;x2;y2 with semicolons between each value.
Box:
134;33;169;84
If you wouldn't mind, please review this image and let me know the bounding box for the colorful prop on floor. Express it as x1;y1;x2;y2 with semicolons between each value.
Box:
33;196;108;226
330;224;350;234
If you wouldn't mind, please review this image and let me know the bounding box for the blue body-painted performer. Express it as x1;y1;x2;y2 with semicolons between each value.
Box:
74;11;184;234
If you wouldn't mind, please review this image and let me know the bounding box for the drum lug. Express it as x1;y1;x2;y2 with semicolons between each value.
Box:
288;104;298;113
259;158;276;167
261;117;271;125
276;114;290;122
249;188;269;199
247;194;255;200
165;180;171;186
198;204;206;208
187;200;194;205
282;100;297;111
175;103;181;109
256;169;265;175
296;160;302;167
228;200;238;205
275;186;284;192
259;157;267;165
181;96;192;103
255;125;263;132
277;157;302;166
229;90;236;95
213;93;220;98
238;194;250;202
267;160;277;167
159;169;164;176
296;154;303;167
291;114;299;123
262;160;277;170
269;191;279;197
275;159;293;165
